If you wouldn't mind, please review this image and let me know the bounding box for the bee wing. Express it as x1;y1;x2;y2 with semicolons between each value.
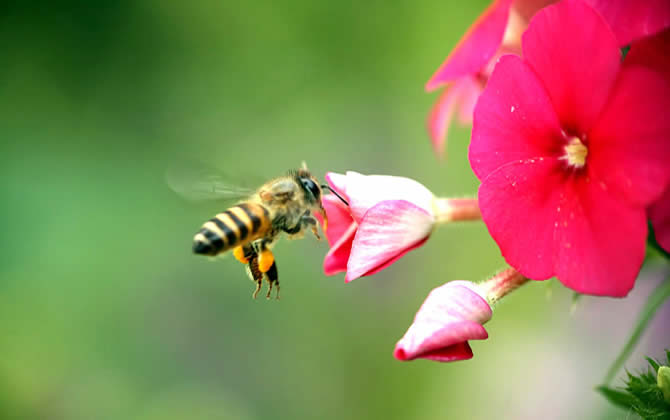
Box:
166;163;256;202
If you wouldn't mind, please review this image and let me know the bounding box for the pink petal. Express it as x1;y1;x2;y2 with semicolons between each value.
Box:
469;54;562;181
394;281;492;362
338;172;436;223
320;195;355;247
478;158;564;280
624;28;670;76
649;187;670;253
323;223;356;276
428;83;462;159
479;158;646;296
551;175;647;297
324;172;349;200
426;0;513;90
584;0;670;46
588;66;670;206
456;76;483;124
363;237;429;278
345;200;433;282
522;0;621;135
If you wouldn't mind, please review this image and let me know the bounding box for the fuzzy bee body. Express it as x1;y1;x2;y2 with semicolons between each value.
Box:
193;202;271;256
183;167;331;299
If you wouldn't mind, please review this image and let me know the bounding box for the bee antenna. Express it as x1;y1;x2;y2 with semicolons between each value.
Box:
321;185;349;206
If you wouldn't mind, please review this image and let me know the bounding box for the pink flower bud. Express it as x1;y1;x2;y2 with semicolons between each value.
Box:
318;171;479;282
394;269;527;362
394;281;492;362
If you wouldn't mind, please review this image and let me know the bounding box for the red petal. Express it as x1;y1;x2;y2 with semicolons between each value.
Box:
320;195;355;247
323;224;356;276
522;0;621;135
479;158;646;296
624;28;670;75
478;158;563;280
584;0;670;46
427;84;461;159
589;66;670;206
470;54;562;181
552;176;646;297
426;0;513;90
650;187;670;253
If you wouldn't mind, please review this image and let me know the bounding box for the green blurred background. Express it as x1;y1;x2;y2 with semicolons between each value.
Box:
2;1;668;419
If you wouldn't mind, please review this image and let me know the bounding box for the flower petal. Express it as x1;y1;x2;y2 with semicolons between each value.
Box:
394;281;492;362
320;195;355;247
456;76;482;124
522;0;621;135
588;66;670;206
478;158;563;280
650;187;670;253
428;83;462;159
324;172;349;199
624;28;670;75
345;200;433;282
324;223;356;275
550;175;647;297
339;172;436;222
584;0;670;46
426;0;513;90
479;158;646;296
470;54;562;181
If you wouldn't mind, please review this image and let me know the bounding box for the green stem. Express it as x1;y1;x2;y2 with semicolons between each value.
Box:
603;275;670;385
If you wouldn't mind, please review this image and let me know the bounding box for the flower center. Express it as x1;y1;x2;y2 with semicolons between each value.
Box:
560;136;588;168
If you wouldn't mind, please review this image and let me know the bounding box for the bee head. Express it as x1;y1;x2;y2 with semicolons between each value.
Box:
291;168;322;205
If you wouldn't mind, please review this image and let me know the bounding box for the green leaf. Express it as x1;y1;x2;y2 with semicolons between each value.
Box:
596;385;637;409
604;277;670;385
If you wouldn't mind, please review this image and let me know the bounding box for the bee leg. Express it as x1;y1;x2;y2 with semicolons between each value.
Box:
301;216;320;240
266;261;280;300
252;279;262;299
246;252;264;300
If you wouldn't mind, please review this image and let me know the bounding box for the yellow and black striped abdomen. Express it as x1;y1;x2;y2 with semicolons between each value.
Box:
193;202;271;256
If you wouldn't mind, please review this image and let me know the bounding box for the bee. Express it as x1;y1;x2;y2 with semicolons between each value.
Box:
168;163;348;299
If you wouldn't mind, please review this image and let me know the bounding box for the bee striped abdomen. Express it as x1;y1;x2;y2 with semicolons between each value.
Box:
193;202;270;256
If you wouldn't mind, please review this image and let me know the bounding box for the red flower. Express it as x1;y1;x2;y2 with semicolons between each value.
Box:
426;0;670;158
469;0;670;296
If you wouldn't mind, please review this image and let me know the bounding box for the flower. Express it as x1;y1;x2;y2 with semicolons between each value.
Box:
426;0;670;158
469;0;670;297
319;171;480;282
394;268;527;362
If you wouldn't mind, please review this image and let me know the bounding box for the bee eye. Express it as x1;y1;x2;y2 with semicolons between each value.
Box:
300;178;320;200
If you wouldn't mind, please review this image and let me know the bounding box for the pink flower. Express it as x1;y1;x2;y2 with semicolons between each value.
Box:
469;0;670;297
394;268;527;362
319;171;480;282
426;0;670;158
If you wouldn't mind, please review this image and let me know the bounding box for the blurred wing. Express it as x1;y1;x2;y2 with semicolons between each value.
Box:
166;163;255;202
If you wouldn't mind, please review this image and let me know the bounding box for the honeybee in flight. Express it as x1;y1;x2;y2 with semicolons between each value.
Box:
168;163;348;299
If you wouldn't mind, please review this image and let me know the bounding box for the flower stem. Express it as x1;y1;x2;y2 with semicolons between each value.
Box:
433;198;481;224
478;267;529;304
603;273;670;385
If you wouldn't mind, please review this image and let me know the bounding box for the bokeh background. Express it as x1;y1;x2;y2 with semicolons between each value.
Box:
2;1;669;419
